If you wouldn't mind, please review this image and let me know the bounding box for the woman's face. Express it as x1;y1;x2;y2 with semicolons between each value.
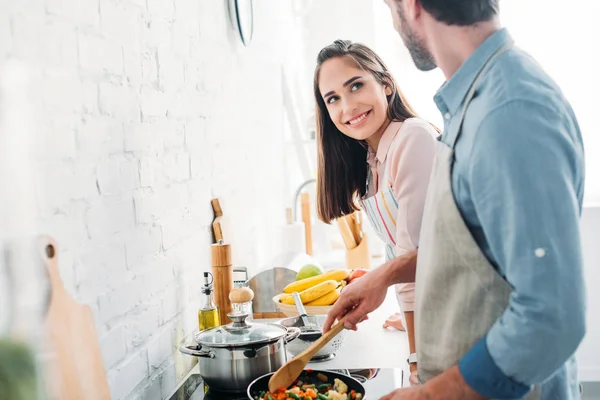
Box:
319;56;391;142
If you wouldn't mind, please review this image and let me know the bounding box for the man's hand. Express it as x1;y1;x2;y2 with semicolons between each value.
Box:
379;366;486;400
322;265;388;332
379;387;428;400
323;249;418;333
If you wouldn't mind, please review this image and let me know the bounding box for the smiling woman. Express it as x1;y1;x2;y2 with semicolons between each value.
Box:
312;39;438;385
313;40;426;222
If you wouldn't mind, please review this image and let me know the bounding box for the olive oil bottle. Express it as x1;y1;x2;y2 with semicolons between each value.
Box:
198;272;220;331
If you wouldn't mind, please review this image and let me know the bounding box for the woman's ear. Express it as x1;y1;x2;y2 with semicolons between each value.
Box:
382;74;394;96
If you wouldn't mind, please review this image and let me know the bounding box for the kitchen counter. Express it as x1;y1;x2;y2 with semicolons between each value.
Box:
169;287;410;399
268;246;409;370
305;287;410;371
308;286;410;391
258;285;410;386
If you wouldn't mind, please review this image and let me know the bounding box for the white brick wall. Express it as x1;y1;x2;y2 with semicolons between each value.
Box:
1;0;296;398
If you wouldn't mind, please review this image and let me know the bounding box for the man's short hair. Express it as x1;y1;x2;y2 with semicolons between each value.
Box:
418;0;499;26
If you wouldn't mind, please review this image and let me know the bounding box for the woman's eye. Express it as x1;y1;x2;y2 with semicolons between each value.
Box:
326;96;338;104
351;82;363;91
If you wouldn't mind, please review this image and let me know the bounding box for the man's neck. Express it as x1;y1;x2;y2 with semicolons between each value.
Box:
428;19;501;80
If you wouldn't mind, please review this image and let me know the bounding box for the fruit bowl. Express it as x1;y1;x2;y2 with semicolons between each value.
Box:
272;294;335;317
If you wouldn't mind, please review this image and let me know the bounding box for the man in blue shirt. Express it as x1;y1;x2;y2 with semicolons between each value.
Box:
324;1;586;399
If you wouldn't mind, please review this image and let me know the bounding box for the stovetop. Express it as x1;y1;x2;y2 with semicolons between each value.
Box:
168;368;405;400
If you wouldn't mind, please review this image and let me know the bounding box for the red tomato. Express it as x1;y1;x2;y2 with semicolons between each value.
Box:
347;268;369;283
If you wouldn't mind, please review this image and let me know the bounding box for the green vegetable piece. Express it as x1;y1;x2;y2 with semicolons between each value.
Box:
287;392;302;400
317;383;331;392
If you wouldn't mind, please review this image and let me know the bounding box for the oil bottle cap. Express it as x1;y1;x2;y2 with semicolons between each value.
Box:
202;272;214;295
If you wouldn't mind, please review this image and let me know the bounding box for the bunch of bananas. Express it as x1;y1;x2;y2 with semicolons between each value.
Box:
278;269;350;306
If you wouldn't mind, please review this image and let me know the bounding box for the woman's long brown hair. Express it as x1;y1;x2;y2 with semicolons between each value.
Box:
315;40;425;223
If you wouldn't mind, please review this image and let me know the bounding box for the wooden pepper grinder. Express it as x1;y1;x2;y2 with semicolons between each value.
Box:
211;240;233;325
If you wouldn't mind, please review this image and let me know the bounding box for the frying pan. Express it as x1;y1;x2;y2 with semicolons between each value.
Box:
247;369;365;399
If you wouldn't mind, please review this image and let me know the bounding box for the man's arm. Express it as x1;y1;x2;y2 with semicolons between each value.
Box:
457;100;586;398
381;248;418;285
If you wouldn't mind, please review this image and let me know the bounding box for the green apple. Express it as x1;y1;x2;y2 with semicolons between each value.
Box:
296;264;324;281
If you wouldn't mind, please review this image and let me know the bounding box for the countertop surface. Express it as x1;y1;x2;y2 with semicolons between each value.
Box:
168;287;411;399
304;286;410;372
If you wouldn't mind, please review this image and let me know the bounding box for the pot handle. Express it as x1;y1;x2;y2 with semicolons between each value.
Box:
284;326;301;343
179;344;216;359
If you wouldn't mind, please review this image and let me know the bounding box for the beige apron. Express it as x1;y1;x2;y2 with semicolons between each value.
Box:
414;42;540;399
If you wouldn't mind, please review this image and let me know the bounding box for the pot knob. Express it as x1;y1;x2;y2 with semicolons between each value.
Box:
227;311;251;329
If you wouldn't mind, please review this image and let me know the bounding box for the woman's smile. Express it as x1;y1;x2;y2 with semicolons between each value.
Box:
345;110;372;128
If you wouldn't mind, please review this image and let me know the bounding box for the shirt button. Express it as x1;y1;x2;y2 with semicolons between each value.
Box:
535;248;546;258
444;112;451;120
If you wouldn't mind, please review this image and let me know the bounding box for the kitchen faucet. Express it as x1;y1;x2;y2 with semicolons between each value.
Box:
292;178;316;222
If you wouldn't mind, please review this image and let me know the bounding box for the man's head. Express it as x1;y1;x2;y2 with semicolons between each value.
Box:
384;0;500;71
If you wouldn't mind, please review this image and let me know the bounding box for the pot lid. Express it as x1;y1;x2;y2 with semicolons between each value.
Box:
195;312;287;348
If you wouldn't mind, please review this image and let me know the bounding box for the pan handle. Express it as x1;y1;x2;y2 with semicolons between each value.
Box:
284;326;301;343
179;344;216;359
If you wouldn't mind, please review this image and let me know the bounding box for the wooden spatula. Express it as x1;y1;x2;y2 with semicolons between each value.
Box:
268;315;348;393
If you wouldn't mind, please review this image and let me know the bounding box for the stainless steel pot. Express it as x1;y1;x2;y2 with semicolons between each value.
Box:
179;312;300;393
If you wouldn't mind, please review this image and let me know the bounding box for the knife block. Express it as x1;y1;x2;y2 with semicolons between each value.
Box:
345;233;371;270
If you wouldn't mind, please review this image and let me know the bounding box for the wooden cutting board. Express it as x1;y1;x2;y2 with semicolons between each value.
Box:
41;236;111;400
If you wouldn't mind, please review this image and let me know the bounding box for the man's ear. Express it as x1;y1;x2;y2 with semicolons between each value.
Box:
404;0;422;22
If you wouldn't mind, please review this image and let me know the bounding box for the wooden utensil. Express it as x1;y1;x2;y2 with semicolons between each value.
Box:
337;216;357;249
268;315;348;393
41;236;111;400
354;211;363;242
211;198;224;243
300;193;313;255
345;213;358;245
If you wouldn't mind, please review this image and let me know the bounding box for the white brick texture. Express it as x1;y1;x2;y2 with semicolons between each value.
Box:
1;0;296;398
